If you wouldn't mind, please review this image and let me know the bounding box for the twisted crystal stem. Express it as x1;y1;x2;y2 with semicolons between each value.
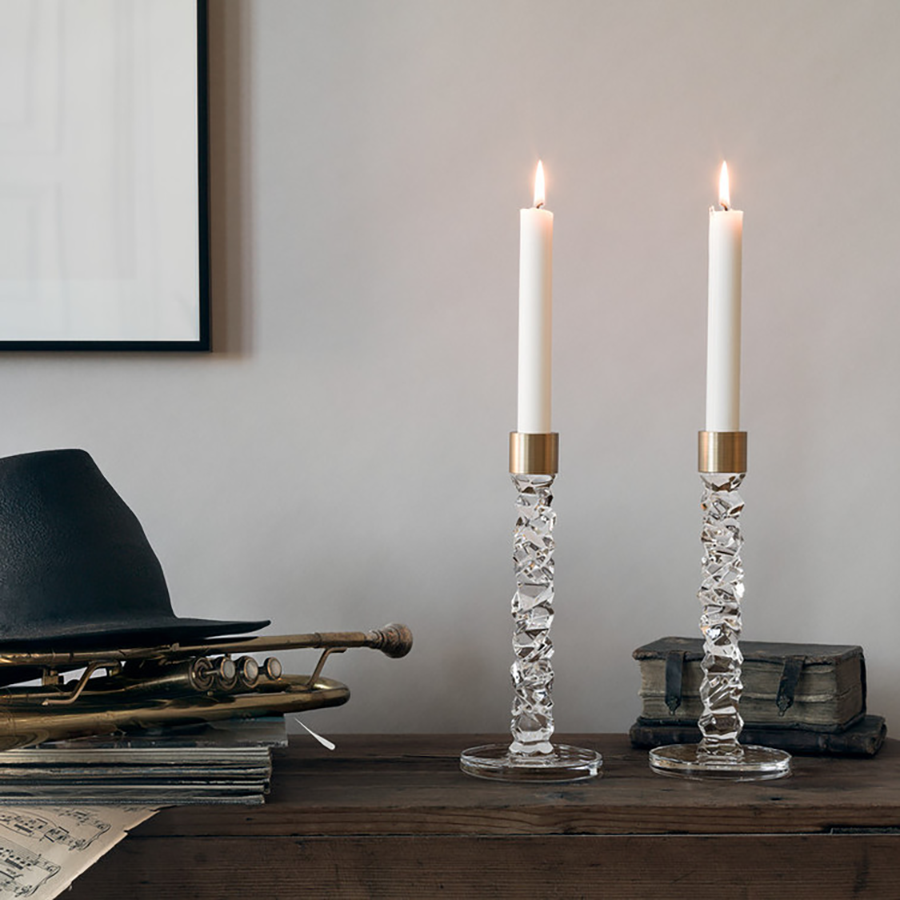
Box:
459;464;600;781
697;472;745;759
648;462;789;779
509;473;556;756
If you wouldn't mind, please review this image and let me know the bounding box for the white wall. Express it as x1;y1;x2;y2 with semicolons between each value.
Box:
4;0;899;739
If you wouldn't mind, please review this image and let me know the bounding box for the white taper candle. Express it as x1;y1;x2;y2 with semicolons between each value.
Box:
517;161;553;434
706;161;743;432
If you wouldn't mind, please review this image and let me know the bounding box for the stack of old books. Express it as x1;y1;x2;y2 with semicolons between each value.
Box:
629;637;887;755
0;717;288;806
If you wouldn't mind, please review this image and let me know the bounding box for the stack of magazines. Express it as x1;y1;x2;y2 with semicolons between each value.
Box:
0;717;287;806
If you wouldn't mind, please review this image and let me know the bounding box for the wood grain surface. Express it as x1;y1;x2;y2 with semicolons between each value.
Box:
66;734;900;899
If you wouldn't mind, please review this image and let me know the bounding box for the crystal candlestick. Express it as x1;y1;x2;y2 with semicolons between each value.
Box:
460;433;601;782
649;431;791;780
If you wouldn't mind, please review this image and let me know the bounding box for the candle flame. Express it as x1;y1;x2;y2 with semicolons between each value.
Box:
533;160;545;208
718;161;731;210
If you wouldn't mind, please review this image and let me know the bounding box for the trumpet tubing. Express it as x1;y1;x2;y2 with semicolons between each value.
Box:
0;623;413;673
0;623;413;750
0;675;352;752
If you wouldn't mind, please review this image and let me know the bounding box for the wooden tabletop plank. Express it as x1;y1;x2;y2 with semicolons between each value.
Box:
132;733;900;838
69;833;900;900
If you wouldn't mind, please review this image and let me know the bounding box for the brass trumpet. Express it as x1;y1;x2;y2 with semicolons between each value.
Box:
0;624;412;751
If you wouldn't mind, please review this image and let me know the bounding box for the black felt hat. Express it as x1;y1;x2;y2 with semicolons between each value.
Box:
0;449;269;647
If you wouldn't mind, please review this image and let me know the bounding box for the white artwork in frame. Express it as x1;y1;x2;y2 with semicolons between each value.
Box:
0;0;209;350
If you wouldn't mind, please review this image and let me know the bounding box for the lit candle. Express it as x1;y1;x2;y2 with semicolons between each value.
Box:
705;161;743;432
517;161;553;434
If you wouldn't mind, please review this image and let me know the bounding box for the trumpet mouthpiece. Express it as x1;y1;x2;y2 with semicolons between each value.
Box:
371;623;413;658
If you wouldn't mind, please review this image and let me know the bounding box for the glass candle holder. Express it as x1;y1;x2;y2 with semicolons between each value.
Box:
460;433;601;782
649;432;791;781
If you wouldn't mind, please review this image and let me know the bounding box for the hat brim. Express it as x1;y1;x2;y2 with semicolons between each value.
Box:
0;616;271;649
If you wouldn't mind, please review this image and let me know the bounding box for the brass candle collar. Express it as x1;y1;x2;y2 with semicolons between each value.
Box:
698;431;747;474
509;432;559;475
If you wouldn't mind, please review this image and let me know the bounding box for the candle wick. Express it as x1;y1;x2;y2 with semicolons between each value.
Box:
534;201;544;209
720;201;729;211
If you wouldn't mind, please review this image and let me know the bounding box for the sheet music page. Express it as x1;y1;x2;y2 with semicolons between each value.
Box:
0;806;157;899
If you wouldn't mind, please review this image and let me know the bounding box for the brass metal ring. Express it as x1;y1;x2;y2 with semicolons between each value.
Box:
509;432;559;475
698;431;747;474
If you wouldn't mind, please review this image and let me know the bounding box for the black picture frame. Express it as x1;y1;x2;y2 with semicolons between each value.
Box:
0;0;210;351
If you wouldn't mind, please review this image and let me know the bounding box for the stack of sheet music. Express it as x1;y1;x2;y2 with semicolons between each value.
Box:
0;717;287;806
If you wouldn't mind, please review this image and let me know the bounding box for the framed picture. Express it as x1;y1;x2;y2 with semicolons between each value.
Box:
0;0;209;350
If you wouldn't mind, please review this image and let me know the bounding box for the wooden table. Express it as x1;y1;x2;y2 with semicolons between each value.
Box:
69;734;900;899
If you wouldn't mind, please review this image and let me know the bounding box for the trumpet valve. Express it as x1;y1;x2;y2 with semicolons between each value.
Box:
189;657;214;692
236;656;259;689
263;657;282;681
214;656;238;691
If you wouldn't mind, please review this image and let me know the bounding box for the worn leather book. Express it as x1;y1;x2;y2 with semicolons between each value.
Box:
633;637;866;731
629;714;887;756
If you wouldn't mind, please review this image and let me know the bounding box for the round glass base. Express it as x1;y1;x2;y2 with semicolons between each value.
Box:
649;743;792;781
460;743;602;783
